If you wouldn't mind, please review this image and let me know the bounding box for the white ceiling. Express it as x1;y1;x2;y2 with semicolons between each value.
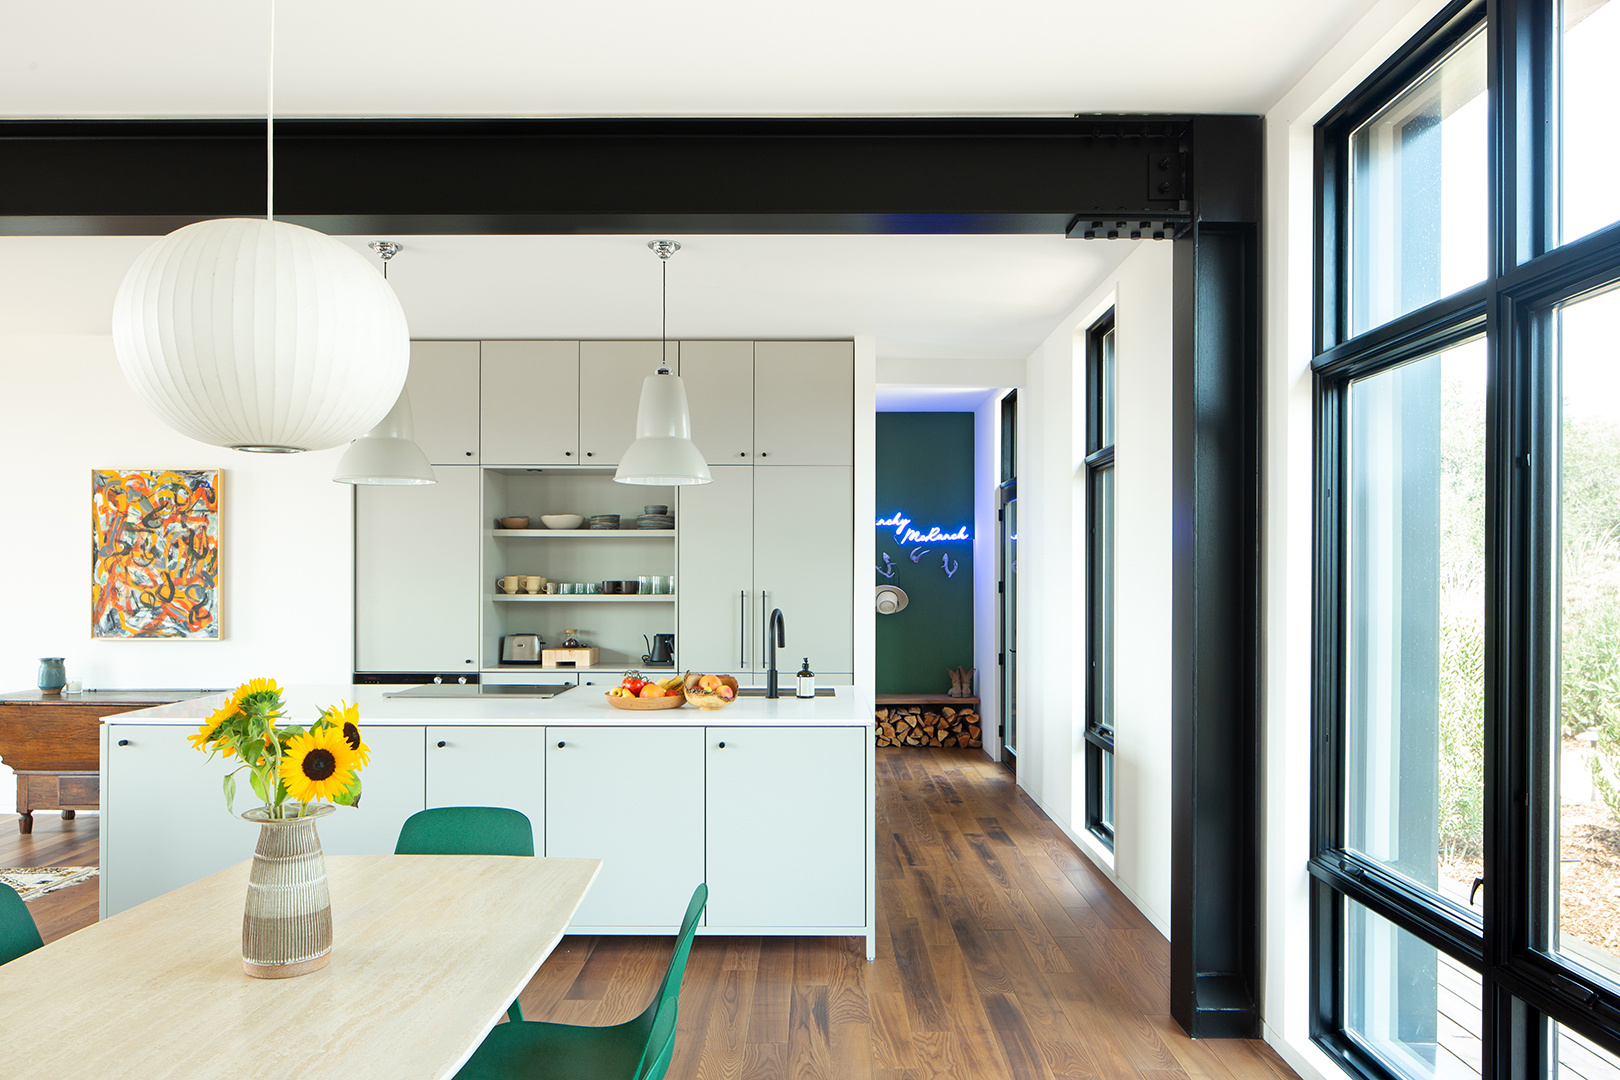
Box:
3;0;1379;118
0;233;1140;360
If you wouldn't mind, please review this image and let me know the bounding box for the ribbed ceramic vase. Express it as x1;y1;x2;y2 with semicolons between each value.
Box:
241;803;335;979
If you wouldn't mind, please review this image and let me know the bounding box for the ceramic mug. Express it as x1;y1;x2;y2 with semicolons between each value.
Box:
497;576;523;594
545;582;559;594
523;575;544;594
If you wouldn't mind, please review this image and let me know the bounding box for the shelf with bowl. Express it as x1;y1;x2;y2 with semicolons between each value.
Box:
492;529;674;538
491;594;674;603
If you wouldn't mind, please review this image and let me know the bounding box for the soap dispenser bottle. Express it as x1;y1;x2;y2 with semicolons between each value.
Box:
796;658;816;698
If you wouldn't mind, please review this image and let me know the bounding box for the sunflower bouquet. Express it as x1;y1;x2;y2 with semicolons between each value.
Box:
188;678;370;819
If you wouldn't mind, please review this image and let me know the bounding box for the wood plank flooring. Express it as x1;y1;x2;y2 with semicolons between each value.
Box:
11;749;1298;1079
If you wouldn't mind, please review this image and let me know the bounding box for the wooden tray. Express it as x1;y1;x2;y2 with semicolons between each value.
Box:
542;647;599;667
604;693;685;711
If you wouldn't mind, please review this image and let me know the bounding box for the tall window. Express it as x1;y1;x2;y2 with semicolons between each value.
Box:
1085;312;1116;848
1314;2;1620;1079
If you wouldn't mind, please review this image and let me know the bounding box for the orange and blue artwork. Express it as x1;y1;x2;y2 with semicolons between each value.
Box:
91;469;220;639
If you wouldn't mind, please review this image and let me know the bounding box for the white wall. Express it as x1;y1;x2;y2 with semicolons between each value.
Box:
1014;239;1174;936
1258;1;1453;1078
0;335;356;814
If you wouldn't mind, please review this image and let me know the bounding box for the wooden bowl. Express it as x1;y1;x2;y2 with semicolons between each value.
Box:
684;674;741;710
498;516;531;529
604;692;685;710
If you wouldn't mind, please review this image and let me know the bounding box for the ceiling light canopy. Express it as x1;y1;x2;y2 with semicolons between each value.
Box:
112;218;411;452
616;240;712;486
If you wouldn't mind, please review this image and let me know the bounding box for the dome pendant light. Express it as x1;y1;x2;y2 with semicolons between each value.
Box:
109;0;409;454
333;243;435;486
615;241;713;487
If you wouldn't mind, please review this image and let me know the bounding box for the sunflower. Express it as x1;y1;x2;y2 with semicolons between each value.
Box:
187;687;245;752
279;726;358;805
326;701;370;767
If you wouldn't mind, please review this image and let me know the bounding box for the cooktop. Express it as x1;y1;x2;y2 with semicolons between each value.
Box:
384;683;575;699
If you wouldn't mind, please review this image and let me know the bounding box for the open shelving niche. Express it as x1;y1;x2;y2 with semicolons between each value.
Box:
482;468;678;678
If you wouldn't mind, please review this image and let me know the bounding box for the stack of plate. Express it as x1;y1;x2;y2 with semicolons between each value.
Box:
587;514;621;530
637;504;674;530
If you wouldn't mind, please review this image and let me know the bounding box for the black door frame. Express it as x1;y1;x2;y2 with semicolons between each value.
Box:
1;114;1263;1037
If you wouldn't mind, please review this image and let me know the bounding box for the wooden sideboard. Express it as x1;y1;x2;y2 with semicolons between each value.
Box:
0;691;217;833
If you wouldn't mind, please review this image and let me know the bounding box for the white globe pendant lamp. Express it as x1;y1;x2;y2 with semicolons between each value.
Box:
109;0;410;454
615;240;712;486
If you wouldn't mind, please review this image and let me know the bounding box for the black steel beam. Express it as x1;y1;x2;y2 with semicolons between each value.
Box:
0;117;1193;235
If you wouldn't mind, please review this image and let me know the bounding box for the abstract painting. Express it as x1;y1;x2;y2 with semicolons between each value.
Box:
91;469;220;639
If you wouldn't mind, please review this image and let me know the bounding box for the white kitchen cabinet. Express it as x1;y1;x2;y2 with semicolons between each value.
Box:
101;724;427;916
676;465;754;675
678;340;756;463
481;341;580;465
705;726;866;927
426;725;548;839
355;466;480;673
313;725;427;857
754;467;854;674
406;341;481;464
754;341;854;466
579;341;663;465
545;727;705;928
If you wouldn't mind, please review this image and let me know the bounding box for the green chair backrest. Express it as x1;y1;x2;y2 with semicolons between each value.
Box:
631;883;708;1080
394;806;535;857
0;883;44;967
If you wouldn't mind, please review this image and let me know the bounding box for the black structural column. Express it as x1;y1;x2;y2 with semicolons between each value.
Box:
2;115;1266;1037
1170;115;1264;1038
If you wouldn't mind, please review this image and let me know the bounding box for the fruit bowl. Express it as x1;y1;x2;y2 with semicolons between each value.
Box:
684;673;740;710
604;692;685;711
540;514;585;530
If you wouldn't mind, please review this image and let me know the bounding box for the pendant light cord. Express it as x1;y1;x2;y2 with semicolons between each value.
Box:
660;256;668;374
266;0;275;222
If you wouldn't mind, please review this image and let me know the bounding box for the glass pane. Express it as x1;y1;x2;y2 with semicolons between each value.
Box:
1101;749;1115;832
1346;899;1483;1079
1561;0;1620;244
1092;466;1114;734
1350;27;1487;336
1099;327;1116;448
1555;284;1620;981
1556;1023;1620;1080
1346;340;1487;908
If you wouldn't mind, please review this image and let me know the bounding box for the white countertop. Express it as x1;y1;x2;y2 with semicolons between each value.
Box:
106;684;873;728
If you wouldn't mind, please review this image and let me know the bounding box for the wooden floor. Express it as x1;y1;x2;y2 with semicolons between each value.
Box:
10;748;1298;1079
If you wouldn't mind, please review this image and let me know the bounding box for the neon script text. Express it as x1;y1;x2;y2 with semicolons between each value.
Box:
875;513;971;544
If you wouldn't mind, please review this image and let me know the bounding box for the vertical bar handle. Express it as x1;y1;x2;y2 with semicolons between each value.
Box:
760;591;769;673
740;590;748;669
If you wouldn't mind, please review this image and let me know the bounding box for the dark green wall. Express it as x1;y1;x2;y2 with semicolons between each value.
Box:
875;413;975;695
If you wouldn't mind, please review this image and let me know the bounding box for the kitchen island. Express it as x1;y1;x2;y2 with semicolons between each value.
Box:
100;684;875;958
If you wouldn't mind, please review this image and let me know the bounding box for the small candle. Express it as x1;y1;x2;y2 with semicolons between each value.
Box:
65;679;84;694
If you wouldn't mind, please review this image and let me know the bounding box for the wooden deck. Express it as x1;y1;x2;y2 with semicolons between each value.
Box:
7;748;1302;1079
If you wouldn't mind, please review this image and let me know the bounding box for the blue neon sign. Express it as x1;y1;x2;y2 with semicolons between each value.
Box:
875;512;971;544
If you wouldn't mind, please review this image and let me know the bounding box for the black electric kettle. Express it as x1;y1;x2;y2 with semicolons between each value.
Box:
642;633;675;666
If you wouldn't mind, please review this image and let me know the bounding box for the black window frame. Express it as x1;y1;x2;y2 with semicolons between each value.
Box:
1312;1;1620;1078
1084;309;1116;849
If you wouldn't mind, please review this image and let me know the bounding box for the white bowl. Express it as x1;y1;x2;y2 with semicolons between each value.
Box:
540;514;585;530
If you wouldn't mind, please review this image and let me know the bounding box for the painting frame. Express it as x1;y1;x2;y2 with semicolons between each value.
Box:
91;468;222;640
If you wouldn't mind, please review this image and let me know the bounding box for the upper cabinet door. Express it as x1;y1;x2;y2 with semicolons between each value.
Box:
355;466;480;673
753;341;854;466
676;465;754;674
579;341;663;465
754;466;854;673
406;341;480;464
678;341;755;464
481;341;579;465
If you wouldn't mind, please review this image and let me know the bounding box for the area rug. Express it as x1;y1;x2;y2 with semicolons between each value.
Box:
0;867;99;901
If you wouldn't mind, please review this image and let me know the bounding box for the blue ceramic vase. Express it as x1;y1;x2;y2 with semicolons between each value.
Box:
37;657;66;694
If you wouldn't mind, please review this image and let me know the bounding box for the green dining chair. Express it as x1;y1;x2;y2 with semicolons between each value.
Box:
0;882;45;967
395;806;536;858
453;883;709;1080
397;806;535;1021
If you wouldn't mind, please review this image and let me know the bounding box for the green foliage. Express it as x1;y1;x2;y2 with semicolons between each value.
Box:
1438;609;1486;861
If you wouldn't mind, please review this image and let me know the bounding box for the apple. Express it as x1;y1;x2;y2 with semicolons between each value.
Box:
719;685;734;700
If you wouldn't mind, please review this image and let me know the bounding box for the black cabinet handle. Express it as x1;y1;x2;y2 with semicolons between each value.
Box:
585;451;593;457
564;451;572;456
717;741;726;748
760;452;768;457
117;739;130;746
740;452;747;457
436;740;447;748
556;741;565;748
465;451;474;457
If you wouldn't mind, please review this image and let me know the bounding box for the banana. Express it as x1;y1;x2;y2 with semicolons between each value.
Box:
660;673;687;691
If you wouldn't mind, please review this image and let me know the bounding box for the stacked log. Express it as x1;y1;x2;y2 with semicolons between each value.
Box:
874;705;982;748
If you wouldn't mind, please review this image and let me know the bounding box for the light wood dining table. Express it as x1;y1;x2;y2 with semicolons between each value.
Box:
0;854;600;1080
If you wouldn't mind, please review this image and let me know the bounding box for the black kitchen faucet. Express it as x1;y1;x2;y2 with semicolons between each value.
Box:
765;608;786;698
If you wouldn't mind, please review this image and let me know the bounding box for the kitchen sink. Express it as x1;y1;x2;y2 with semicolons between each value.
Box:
735;687;837;697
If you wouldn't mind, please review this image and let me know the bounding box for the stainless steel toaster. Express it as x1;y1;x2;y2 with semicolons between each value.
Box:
501;634;542;663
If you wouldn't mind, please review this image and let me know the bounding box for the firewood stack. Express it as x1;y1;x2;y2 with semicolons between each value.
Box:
874;704;982;748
